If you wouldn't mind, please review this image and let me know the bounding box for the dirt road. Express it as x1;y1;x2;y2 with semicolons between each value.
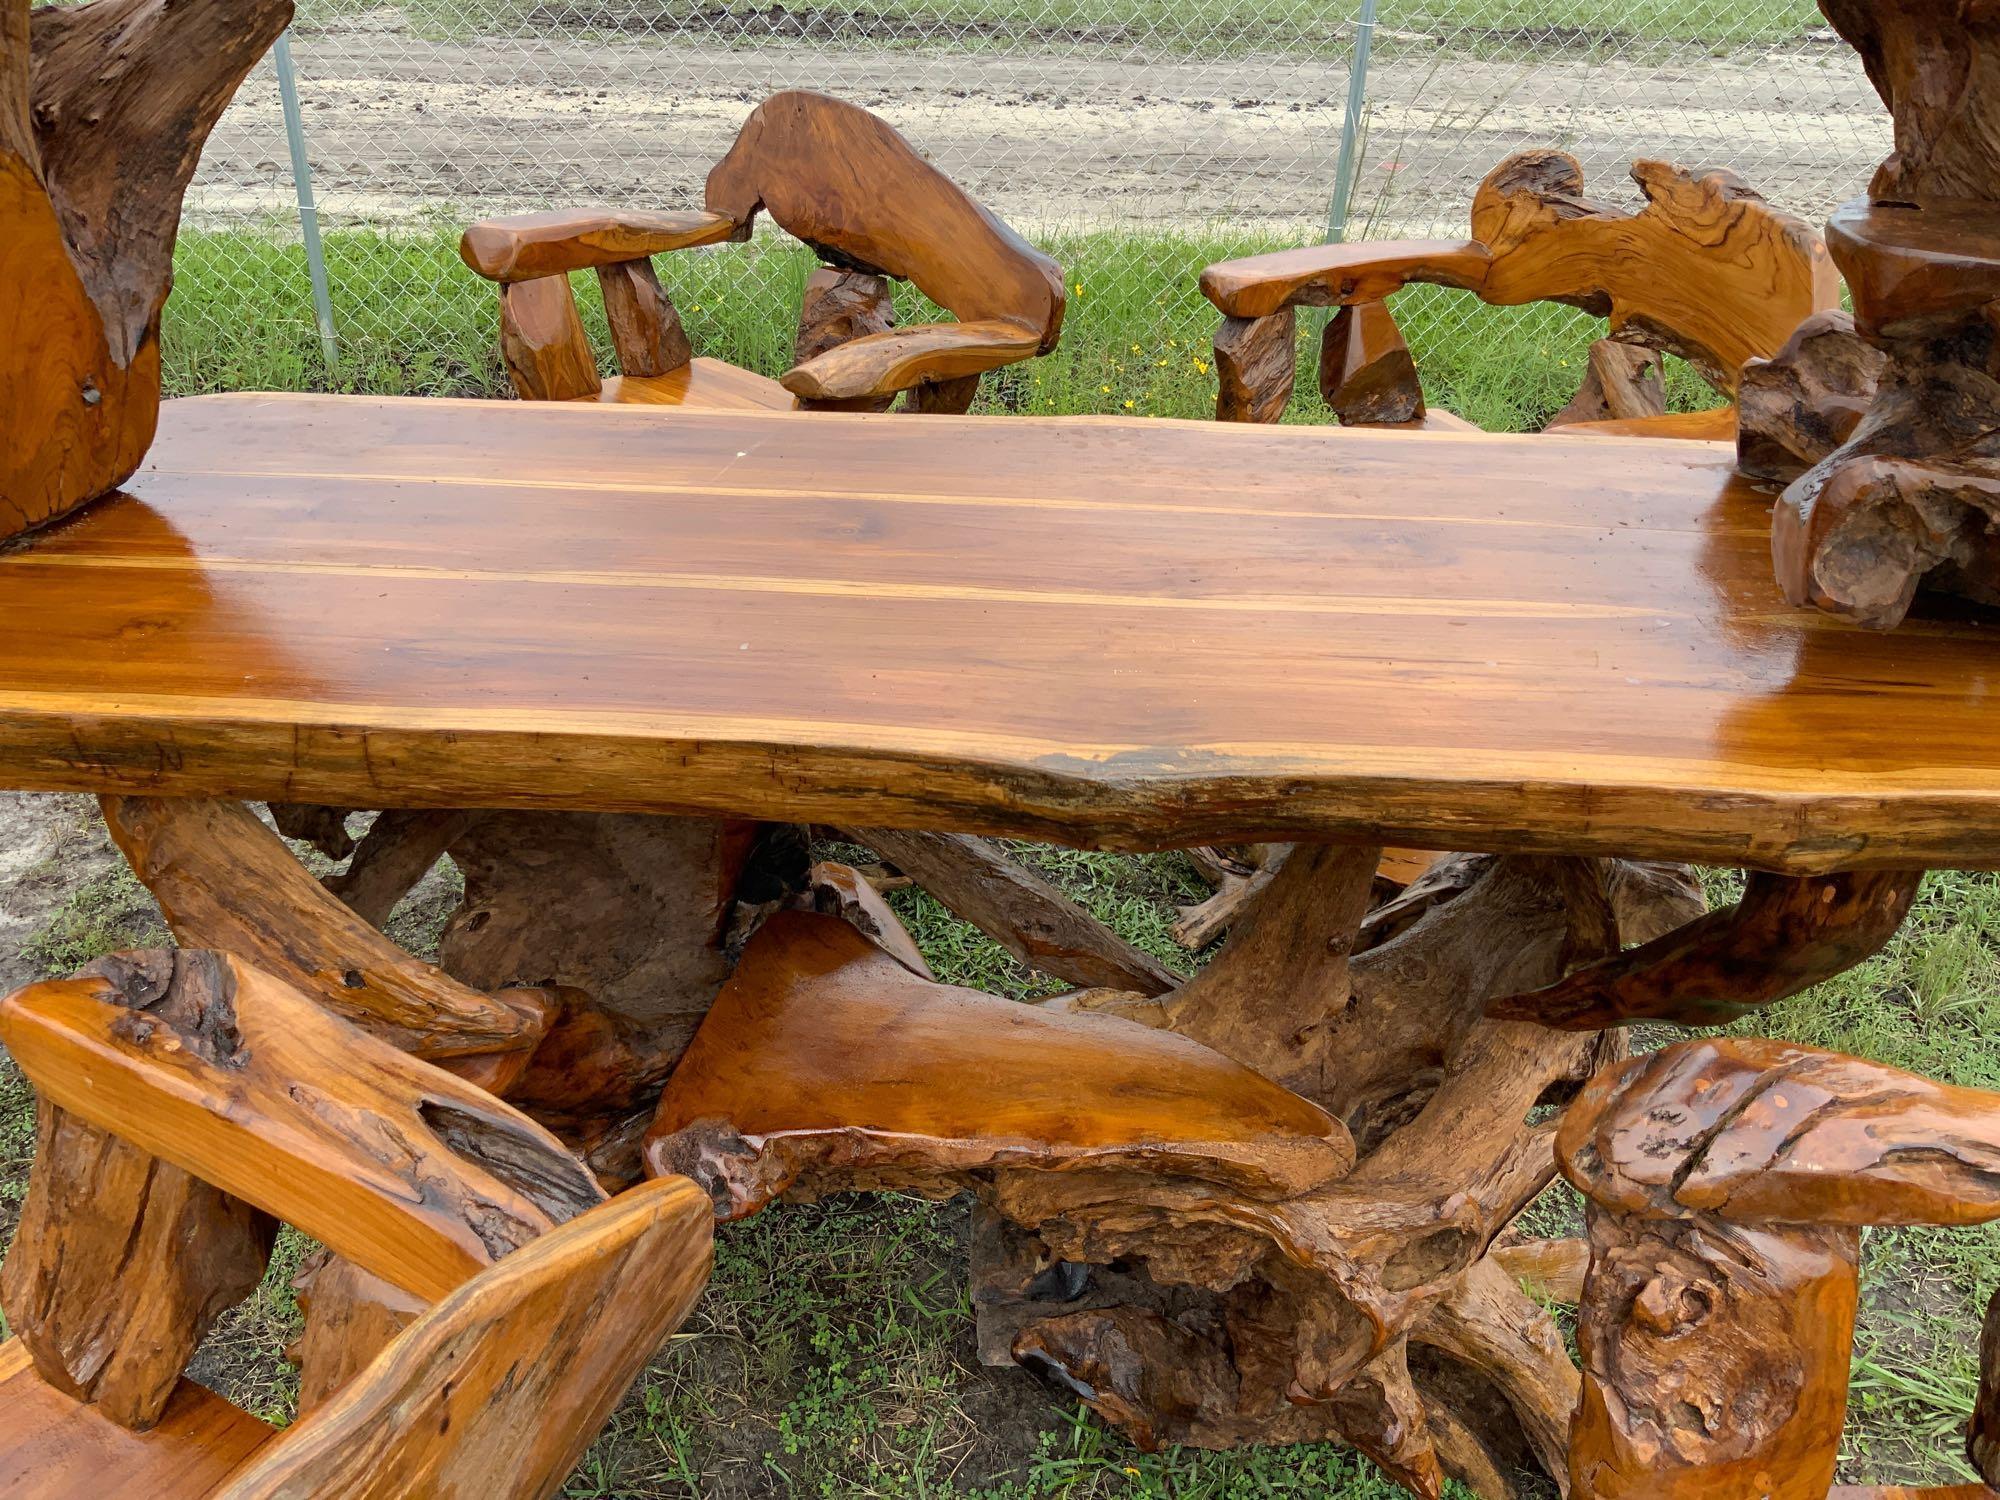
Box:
193;15;1886;236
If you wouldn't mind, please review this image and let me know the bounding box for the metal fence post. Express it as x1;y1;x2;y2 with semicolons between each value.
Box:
1325;0;1378;246
274;31;340;372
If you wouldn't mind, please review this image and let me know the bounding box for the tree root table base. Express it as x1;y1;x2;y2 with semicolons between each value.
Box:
5;793;1989;1498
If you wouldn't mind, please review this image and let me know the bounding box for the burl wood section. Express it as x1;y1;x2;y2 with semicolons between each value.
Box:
1558;1037;2000;1499
1759;1;2000;628
1201;151;1836;431
14;396;2000;871
0;0;291;543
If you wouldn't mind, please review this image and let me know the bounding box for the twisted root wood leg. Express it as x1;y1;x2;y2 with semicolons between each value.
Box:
651;848;1696;1495
1487;868;1921;1030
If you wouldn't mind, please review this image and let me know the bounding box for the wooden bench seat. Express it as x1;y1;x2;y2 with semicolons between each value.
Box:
0;1340;275;1499
589;359;796;412
645;909;1354;1215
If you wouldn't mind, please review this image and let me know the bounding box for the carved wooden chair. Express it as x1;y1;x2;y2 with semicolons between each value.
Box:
1199;151;1842;438
0;949;713;1499
1559;1036;2000;1497
460;89;1066;416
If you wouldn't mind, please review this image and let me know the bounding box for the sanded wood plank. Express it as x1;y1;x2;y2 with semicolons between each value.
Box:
2;395;2000;871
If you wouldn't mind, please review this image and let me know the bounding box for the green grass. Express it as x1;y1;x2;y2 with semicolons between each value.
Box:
290;0;1826;58
165;221;1710;434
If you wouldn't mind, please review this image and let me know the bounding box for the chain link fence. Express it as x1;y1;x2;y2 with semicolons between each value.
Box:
172;0;1891;410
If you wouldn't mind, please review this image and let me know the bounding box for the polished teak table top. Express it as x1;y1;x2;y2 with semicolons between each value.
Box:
1;392;1996;873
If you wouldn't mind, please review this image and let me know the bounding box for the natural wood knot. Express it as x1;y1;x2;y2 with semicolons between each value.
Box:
1633;1271;1715;1335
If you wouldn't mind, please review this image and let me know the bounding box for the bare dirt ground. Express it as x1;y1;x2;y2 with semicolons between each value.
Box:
192;17;1888;236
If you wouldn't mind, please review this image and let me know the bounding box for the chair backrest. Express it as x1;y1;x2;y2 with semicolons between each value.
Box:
1200;151;1841;429
1469;151;1842;396
705;90;1065;355
216;1177;711;1500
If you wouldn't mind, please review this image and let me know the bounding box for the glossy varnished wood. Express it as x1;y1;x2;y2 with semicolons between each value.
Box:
6;394;2000;871
0;1339;276;1498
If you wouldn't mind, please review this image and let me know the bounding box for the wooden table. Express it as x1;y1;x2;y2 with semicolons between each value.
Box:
5;392;2000;1498
3;393;1999;873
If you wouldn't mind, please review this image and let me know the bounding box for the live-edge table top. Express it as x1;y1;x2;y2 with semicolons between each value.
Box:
2;393;1997;874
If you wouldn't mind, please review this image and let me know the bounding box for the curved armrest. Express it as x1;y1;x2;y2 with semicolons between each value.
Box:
0;950;605;1300
780;318;1043;401
1200;239;1493;319
459;208;739;283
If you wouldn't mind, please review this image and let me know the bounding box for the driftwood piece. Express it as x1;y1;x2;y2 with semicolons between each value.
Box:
1172;844;1280;950
100;796;547;1061
0;0;292;543
289;1254;426;1416
1558;1037;2000;1227
1735;309;1885;483
653;852;1699;1489
708;90;1062;402
497;276;601;402
216;1178;712;1500
1546;339;1666;430
0;950;604;1302
1488;868;1920;1030
1318;302;1426;426
1570;1210;1859;1500
458;208;735;281
1768;5;2000;626
784;319;1037;403
501;986;696;1135
646;910;1353;1212
596;257;692;377
438;811;759;1025
795;266;895;365
1;1094;273;1429
854;827;1177;995
268;802;355;860
1770;204;2000;626
1151;841;1379;1100
905;370;983;414
323;809;475;929
0;1337;277;1494
1213;310;1296;423
793;266;897;413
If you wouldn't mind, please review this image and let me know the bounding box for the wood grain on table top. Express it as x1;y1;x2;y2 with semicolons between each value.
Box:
2;392;1997;872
